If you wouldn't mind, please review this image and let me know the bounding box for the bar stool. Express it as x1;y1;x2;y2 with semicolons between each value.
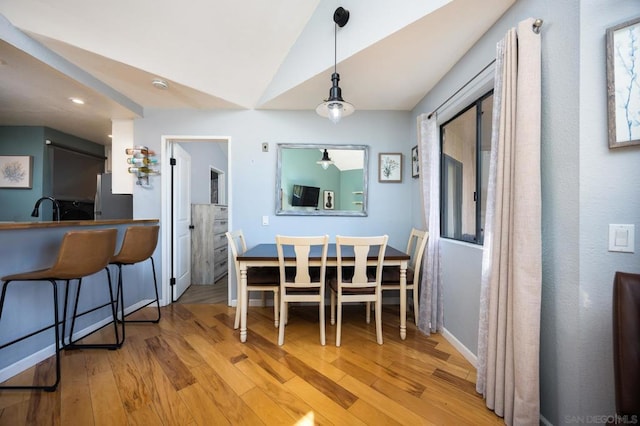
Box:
0;228;117;391
110;225;161;346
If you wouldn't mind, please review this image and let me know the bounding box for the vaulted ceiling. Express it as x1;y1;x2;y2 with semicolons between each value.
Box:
0;0;515;144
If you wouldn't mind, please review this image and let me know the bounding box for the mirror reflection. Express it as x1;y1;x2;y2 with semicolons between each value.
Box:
276;144;368;216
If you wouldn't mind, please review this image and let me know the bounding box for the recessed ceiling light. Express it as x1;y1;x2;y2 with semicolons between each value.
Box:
69;97;85;105
152;78;168;90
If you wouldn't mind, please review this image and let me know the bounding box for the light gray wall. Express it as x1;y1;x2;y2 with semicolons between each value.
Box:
578;0;640;418
134;109;413;300
440;241;483;353
179;141;228;204
411;0;640;423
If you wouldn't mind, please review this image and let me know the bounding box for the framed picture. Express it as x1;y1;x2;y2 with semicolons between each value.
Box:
323;190;335;210
606;16;640;148
411;145;419;178
378;153;402;183
0;155;32;189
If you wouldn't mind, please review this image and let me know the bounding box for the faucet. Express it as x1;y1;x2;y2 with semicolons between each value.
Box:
31;197;61;222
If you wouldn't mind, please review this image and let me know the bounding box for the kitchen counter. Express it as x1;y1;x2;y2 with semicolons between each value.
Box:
0;218;158;230
0;219;161;384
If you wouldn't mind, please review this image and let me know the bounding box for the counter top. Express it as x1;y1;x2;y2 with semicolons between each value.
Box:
0;219;159;230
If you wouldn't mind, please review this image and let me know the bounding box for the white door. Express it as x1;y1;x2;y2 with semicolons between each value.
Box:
172;143;192;300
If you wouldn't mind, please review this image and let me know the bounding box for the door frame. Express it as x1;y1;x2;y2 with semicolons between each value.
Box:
209;165;226;205
161;135;231;305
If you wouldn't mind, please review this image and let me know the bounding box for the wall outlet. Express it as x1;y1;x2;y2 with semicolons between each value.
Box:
262;142;269;152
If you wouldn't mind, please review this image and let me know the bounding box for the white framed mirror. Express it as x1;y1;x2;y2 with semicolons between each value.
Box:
275;144;368;216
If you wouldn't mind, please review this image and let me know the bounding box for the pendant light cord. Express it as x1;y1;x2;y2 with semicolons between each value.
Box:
334;23;337;74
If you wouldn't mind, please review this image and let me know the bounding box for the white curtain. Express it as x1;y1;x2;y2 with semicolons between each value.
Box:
417;114;443;334
476;18;542;425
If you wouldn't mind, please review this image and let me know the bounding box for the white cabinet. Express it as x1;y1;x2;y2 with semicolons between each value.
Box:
191;204;228;284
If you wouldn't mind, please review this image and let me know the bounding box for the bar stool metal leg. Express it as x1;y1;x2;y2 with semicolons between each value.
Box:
110;225;162;347
0;279;61;392
113;256;160;346
62;268;122;350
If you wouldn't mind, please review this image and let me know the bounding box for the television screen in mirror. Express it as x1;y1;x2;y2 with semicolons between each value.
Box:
275;144;368;216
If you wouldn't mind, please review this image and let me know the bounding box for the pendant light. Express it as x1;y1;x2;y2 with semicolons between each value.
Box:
316;7;354;124
316;149;334;170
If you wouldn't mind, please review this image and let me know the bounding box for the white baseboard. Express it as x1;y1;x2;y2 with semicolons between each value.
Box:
124;298;157;316
0;299;156;383
441;327;477;368
0;344;55;383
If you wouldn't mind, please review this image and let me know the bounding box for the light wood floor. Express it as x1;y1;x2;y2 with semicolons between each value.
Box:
177;282;228;304
0;302;503;425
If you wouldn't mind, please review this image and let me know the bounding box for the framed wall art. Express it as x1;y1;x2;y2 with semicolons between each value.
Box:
606;16;640;148
378;153;402;183
0;155;33;189
323;190;335;210
411;145;419;178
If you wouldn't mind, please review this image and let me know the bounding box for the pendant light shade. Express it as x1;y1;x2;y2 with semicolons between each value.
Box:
316;7;354;124
316;149;334;170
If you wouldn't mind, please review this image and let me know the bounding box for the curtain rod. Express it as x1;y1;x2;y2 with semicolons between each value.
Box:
428;18;543;120
45;139;107;160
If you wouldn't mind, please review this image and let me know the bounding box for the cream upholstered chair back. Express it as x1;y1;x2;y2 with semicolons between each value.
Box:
276;235;329;289
406;228;428;283
226;230;279;329
226;229;248;268
275;234;329;346
379;228;428;326
331;235;388;346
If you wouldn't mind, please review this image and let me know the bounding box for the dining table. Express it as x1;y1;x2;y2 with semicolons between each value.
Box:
235;242;410;343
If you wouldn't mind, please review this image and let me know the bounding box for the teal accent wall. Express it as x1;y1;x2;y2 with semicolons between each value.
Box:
281;148;340;210
0;126;45;221
340;169;364;212
0;126;103;221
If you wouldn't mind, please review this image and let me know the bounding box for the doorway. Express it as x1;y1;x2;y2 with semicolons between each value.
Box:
210;166;226;204
160;135;231;305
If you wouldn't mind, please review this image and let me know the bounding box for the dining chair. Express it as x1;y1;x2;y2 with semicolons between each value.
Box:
108;225;161;347
612;271;640;416
275;234;329;346
375;228;428;326
330;235;388;347
226;230;280;329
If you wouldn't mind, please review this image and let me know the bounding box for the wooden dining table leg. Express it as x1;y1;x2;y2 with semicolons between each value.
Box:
240;265;248;343
400;261;407;340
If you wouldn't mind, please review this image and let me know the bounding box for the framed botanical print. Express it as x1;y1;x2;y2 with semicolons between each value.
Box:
0;155;32;189
323;190;335;210
378;153;402;183
606;16;640;148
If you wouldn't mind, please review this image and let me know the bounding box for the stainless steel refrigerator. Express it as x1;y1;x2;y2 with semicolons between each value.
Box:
94;173;133;219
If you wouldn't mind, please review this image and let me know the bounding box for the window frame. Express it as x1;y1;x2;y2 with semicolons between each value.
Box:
439;89;494;245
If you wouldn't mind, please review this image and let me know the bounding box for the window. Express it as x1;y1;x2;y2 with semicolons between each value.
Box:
440;91;493;244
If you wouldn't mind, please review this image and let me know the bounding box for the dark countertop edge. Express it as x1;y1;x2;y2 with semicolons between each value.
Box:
0;219;159;230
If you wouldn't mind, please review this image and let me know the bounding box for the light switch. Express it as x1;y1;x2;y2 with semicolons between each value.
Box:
262;215;269;226
615;229;628;246
609;224;635;253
